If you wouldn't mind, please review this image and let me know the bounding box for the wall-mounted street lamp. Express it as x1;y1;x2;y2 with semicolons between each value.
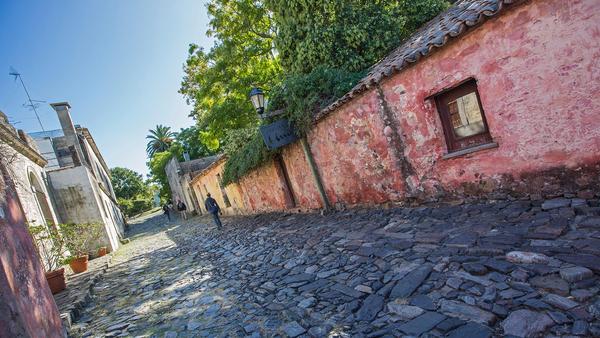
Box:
249;87;265;116
248;87;331;211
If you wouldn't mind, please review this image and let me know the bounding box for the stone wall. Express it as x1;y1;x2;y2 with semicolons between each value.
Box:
190;0;600;214
374;0;600;201
0;162;64;337
192;159;252;216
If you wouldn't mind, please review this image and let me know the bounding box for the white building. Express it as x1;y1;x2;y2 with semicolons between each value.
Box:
31;102;125;252
0;111;60;271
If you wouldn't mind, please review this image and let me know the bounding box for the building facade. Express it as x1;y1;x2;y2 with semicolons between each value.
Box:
0;111;61;271
31;102;125;252
191;0;600;214
0;155;64;337
165;155;221;214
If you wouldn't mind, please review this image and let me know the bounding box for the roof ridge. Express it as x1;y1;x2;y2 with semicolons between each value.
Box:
314;0;521;121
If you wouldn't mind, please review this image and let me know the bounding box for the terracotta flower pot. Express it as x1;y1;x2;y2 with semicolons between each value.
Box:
45;268;66;294
69;255;89;274
97;247;108;257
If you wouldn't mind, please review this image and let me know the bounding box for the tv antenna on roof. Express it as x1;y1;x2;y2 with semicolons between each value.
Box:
9;66;45;131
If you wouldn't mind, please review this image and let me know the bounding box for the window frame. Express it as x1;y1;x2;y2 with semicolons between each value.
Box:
434;79;493;153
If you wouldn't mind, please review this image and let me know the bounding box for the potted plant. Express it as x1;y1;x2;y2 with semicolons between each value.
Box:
60;223;103;274
27;223;67;294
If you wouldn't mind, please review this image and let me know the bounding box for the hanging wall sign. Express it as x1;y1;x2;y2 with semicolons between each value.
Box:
259;119;299;150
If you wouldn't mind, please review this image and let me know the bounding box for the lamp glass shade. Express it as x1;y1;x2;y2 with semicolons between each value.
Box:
249;87;265;112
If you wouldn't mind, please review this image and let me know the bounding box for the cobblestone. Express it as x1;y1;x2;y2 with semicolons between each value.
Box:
71;199;600;337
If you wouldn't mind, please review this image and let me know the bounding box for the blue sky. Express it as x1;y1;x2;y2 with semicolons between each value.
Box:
0;0;213;175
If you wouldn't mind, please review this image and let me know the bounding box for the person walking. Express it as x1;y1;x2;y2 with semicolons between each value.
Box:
162;202;171;221
176;198;187;220
204;193;222;228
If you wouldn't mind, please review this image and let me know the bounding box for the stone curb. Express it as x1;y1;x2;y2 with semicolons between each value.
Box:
56;254;113;335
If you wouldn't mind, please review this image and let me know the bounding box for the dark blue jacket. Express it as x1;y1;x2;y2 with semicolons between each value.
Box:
204;197;220;214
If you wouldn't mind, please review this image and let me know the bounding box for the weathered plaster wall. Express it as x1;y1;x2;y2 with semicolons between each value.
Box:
280;143;322;209
190;158;294;215
80;137;125;237
80;135;116;201
304;90;407;206
237;159;291;213
165;157;198;213
191;160;248;215
2;144;60;270
200;0;600;214
376;0;600;199
49;166;121;251
0;163;64;338
165;157;184;203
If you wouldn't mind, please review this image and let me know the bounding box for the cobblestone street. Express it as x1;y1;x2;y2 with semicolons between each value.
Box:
72;198;600;337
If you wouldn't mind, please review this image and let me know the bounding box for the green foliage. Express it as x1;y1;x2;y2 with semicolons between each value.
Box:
118;197;154;217
147;145;183;200
268;66;365;135
110;167;148;200
58;223;104;260
221;128;276;185
27;224;64;271
176;125;220;158
146;124;176;157
111;167;155;217
266;0;450;74
183;0;451;184
29;223;104;267
179;0;282;144
221;67;363;184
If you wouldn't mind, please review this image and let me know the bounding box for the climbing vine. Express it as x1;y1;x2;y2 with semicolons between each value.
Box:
221;128;277;185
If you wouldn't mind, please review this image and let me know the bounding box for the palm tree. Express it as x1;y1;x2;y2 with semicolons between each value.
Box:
146;125;176;157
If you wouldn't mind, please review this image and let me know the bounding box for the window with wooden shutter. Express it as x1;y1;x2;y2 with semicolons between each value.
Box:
434;79;493;153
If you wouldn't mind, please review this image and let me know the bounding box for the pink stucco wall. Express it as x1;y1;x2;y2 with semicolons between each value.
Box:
237;159;292;212
305;90;406;205
191;158;293;215
377;0;600;198
0;164;64;337
208;0;600;214
281;143;322;209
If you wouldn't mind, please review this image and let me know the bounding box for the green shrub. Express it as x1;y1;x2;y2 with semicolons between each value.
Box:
59;223;104;261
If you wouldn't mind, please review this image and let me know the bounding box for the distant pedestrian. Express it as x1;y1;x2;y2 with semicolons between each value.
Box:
176;198;187;220
162;203;171;221
204;193;222;228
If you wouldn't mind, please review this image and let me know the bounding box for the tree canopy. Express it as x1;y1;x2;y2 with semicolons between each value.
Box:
179;0;282;146
110;167;148;200
267;0;450;74
147;145;184;200
110;167;155;217
176;125;219;160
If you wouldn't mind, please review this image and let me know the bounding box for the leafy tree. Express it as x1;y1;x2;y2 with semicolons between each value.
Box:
147;145;184;200
146;124;176;157
268;66;366;134
179;0;282;144
175;125;219;159
110;167;155;217
266;0;450;74
110;167;148;200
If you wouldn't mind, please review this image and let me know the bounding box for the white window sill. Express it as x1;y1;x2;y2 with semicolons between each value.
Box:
442;142;498;160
